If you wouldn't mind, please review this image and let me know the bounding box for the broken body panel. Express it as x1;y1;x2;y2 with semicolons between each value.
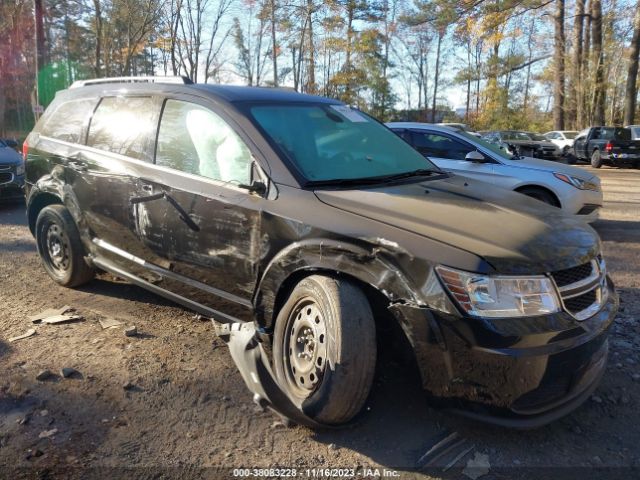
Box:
25;83;618;427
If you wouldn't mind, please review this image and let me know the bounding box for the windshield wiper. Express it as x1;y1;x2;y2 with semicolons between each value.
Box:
306;169;444;188
306;177;390;187
378;169;443;182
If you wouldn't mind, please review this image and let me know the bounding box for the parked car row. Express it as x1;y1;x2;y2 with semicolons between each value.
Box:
21;76;617;430
481;130;562;160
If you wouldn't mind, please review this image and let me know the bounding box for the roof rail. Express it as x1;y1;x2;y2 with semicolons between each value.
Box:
69;76;193;89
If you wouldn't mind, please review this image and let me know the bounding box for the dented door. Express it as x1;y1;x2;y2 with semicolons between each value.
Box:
128;97;263;320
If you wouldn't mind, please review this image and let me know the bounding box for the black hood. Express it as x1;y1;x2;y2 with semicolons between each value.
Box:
315;175;599;275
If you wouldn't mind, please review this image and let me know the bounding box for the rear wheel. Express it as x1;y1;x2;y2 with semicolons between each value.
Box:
517;187;560;207
273;275;376;425
591;150;603;168
35;205;94;287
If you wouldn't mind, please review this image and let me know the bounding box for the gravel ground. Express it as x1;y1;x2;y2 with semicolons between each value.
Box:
0;165;639;480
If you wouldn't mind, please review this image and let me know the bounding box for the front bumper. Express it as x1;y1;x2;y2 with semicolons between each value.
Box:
558;186;603;222
391;277;618;428
0;172;25;199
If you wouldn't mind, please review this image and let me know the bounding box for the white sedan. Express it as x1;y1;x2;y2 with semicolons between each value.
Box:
387;123;602;222
544;130;579;155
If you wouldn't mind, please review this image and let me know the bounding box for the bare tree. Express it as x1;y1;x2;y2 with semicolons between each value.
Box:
553;0;565;129
591;0;605;125
571;0;584;128
624;0;640;125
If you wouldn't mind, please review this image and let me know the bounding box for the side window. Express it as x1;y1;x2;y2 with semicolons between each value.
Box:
40;98;97;143
390;129;411;143
155;99;252;185
411;132;474;160
87;96;156;162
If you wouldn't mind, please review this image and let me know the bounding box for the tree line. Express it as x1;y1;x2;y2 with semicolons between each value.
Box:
1;0;640;135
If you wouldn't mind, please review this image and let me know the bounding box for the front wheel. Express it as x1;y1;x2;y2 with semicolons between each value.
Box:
35;205;95;287
517;187;559;207
273;275;376;425
591;150;603;168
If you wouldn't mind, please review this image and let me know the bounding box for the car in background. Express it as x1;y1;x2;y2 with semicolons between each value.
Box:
482;130;561;160
545;130;579;155
436;122;482;137
0;138;25;200
387;122;602;221
573;126;640;168
625;125;640;140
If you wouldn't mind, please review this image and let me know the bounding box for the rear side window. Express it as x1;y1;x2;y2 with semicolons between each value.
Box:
596;127;631;141
155;99;252;185
41;98;97;143
87;96;156;162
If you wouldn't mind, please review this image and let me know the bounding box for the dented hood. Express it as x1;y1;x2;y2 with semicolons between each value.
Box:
314;175;600;274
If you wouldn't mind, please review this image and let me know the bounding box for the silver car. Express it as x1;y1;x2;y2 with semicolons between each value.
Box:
387;123;603;222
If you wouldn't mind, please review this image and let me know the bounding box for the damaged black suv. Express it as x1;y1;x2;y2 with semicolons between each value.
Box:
24;77;618;427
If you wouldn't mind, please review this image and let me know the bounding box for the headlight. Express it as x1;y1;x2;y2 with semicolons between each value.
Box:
436;266;561;318
15;162;25;176
553;172;599;191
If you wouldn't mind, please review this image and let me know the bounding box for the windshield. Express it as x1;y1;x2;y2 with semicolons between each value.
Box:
440;123;469;132
564;131;578;139
250;104;438;182
0;139;6;148
503;131;533;141
527;133;547;141
457;131;514;161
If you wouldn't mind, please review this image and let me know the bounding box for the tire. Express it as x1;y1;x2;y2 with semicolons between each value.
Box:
517;187;559;207
273;275;376;425
35;205;94;287
591;150;603;168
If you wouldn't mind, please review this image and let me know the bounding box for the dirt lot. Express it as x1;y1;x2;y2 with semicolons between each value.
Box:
1;165;639;479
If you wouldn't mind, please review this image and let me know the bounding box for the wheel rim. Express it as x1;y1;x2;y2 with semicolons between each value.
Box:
282;298;328;399
45;223;70;273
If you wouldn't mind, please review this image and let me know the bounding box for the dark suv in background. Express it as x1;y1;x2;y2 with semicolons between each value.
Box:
0;138;25;200
24;77;618;427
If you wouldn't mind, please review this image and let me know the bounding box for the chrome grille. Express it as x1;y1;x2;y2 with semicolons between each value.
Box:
551;257;607;321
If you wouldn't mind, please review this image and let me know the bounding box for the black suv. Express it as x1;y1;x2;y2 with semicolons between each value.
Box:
25;77;618;427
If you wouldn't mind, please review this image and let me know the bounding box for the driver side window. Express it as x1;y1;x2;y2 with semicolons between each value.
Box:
155;99;252;185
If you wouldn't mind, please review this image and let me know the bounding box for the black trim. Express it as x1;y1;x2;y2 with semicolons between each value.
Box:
92;256;243;324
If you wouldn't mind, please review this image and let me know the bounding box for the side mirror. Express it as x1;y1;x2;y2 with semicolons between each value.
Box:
241;181;267;195
239;160;269;196
465;150;487;163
